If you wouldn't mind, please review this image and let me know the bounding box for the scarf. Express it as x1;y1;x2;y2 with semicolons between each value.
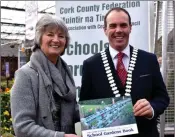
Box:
30;49;76;132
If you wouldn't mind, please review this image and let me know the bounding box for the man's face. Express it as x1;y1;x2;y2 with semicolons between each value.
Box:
104;10;132;51
158;57;162;65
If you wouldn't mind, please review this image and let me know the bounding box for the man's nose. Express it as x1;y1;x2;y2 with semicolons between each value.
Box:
115;27;122;32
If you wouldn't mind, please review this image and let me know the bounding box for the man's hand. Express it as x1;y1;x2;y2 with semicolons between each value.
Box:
133;99;153;118
64;134;81;137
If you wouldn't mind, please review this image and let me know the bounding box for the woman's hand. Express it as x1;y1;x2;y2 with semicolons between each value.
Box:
64;134;81;137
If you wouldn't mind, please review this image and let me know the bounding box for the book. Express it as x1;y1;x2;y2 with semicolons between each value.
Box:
79;97;138;137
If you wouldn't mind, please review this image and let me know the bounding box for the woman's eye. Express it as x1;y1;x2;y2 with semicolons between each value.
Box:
59;35;65;38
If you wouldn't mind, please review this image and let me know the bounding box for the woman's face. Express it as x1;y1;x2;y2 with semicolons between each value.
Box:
40;26;66;63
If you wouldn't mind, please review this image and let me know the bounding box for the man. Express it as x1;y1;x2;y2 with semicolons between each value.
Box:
79;7;169;137
158;56;163;73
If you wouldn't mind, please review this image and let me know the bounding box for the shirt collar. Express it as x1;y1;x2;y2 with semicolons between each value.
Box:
109;44;130;59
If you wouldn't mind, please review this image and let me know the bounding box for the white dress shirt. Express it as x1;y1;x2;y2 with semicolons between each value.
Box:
109;44;130;70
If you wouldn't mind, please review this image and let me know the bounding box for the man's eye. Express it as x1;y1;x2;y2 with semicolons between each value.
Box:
109;24;116;28
120;24;128;27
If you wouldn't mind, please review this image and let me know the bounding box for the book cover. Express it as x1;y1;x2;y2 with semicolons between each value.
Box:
79;97;138;137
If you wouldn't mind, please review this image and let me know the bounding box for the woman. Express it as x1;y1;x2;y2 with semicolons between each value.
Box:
11;14;80;137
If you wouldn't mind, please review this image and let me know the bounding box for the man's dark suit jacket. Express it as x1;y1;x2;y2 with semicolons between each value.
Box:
79;46;169;137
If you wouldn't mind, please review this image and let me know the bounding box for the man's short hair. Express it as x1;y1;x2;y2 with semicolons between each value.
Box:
104;7;131;28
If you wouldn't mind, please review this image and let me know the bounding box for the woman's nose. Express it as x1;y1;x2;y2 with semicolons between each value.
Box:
52;35;60;42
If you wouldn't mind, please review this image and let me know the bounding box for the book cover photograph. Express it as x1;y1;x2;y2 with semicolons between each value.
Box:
79;97;138;137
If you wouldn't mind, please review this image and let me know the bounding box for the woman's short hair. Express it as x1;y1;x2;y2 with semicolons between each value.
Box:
32;14;70;55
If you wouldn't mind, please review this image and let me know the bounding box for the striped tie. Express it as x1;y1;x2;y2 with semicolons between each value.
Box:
116;52;127;86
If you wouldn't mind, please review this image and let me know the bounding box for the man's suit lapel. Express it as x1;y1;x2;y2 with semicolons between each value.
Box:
129;45;140;89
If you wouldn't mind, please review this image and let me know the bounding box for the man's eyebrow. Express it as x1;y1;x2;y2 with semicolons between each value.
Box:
109;23;117;26
120;23;128;25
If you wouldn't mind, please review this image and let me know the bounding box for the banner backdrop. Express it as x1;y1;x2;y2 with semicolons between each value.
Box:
56;1;150;99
